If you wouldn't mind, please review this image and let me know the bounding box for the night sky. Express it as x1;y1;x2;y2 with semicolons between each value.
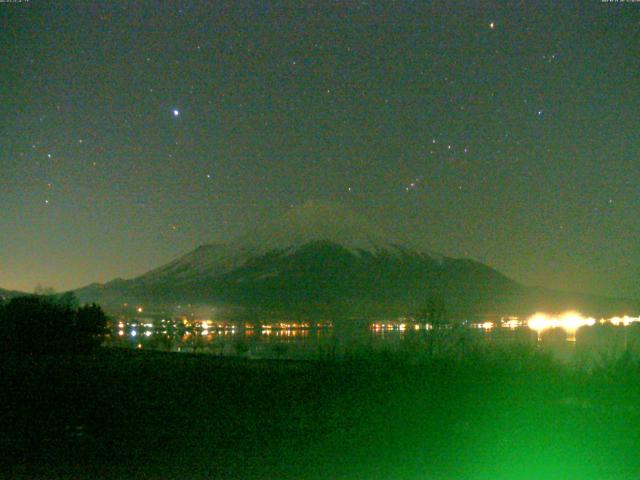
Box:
1;1;639;297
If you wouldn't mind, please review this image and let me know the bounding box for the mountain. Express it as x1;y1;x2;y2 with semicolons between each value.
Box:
0;288;26;301
75;202;637;319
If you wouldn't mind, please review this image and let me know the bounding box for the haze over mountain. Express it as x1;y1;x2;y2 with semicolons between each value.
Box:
75;202;637;320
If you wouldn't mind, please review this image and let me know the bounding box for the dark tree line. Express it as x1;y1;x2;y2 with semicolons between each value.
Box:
0;293;107;355
416;295;448;328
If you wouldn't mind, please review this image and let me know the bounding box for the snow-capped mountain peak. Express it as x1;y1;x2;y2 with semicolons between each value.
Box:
137;201;407;282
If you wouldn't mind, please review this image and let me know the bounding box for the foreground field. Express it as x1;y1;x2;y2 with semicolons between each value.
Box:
2;347;640;479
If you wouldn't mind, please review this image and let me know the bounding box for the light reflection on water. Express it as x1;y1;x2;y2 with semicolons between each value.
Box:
107;316;640;362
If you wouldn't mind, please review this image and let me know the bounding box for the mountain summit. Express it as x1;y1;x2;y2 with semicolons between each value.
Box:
135;201;437;286
238;201;393;253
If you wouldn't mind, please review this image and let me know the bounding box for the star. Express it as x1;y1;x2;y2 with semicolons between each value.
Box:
172;109;180;117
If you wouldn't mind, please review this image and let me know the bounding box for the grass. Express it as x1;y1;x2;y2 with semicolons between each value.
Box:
1;345;640;479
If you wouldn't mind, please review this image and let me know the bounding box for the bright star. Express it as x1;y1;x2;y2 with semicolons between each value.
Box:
172;109;180;117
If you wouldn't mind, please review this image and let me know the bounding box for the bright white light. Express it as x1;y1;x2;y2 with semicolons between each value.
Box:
560;311;595;331
527;313;555;334
172;109;180;117
528;311;597;337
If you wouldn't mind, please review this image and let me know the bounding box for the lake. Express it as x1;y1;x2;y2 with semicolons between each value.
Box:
106;316;640;363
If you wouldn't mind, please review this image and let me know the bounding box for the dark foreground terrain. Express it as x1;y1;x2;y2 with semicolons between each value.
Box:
2;347;640;479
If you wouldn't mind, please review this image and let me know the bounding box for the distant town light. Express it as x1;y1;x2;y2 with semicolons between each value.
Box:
610;316;640;327
527;311;597;340
502;318;521;329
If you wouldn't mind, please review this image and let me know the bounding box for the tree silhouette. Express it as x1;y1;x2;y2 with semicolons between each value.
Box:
0;294;107;355
417;294;450;358
74;303;109;352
